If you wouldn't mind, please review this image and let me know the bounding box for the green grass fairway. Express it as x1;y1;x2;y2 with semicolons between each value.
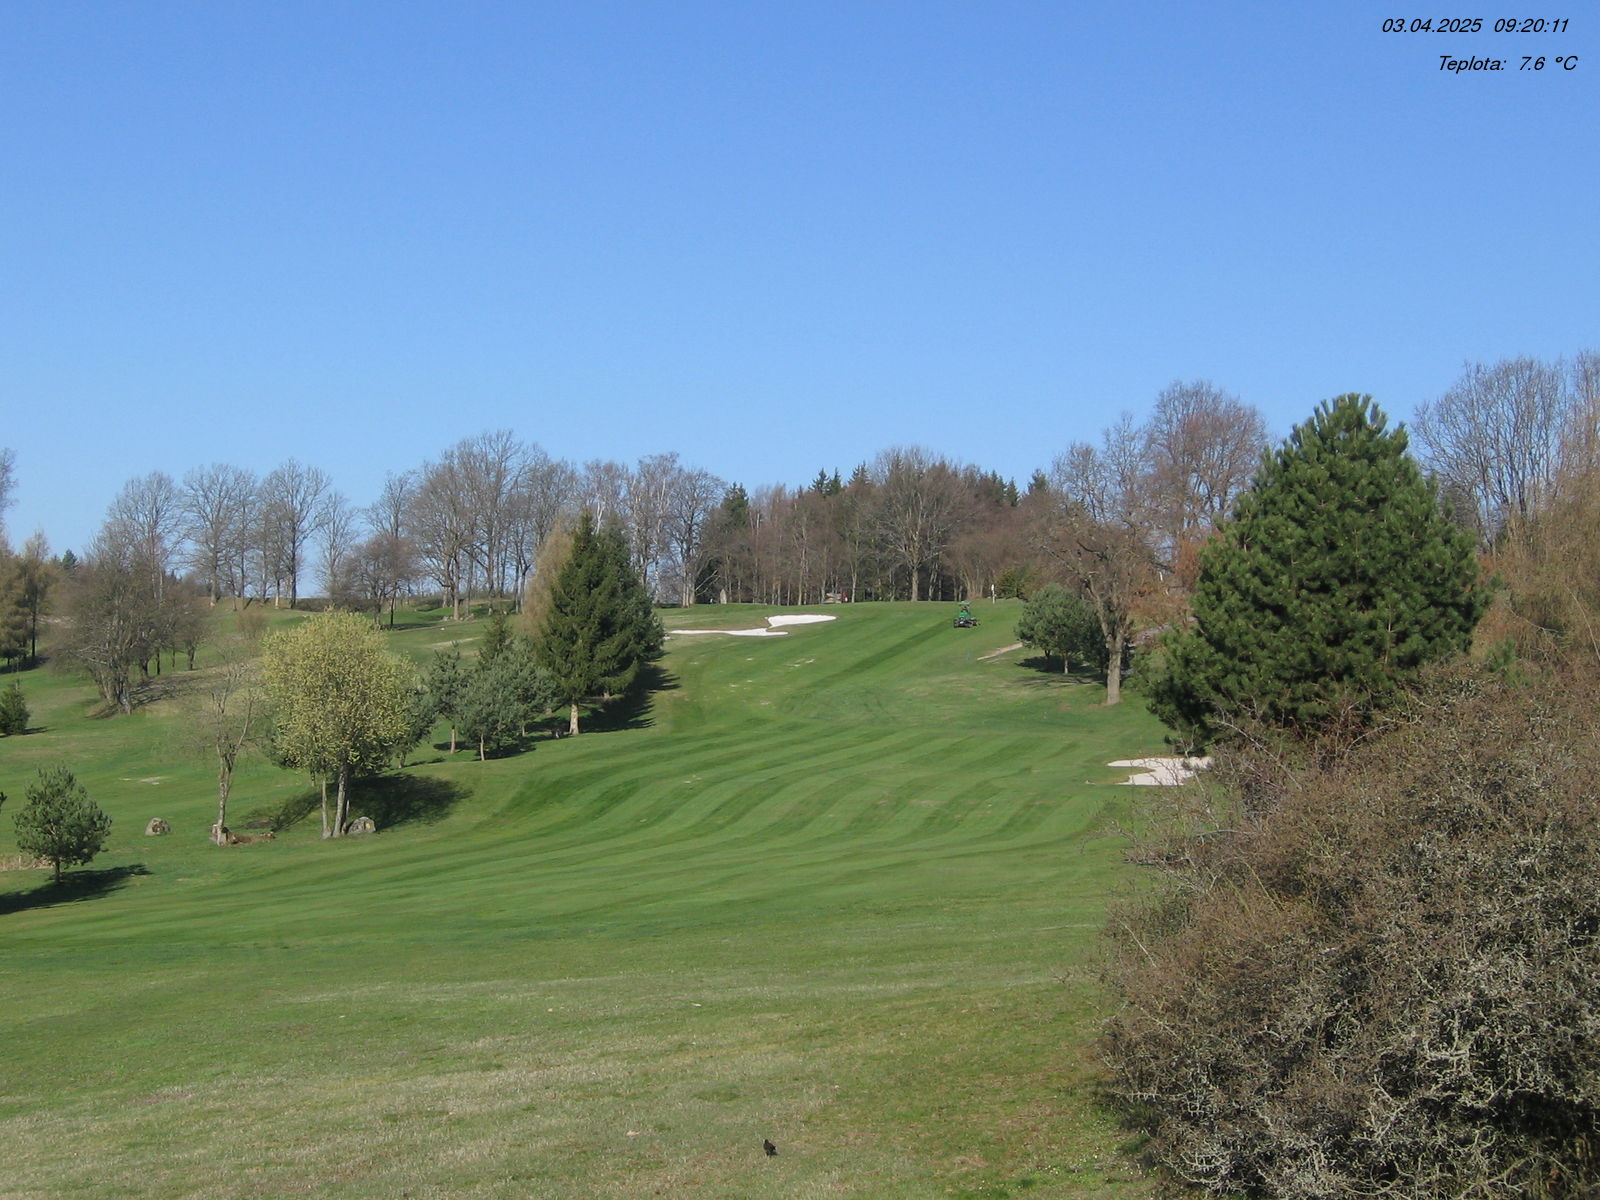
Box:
0;601;1167;1198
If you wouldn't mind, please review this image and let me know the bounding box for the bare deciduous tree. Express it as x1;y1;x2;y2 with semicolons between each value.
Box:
259;459;334;608
1142;380;1267;561
871;447;967;602
0;448;15;550
178;636;263;842
182;464;256;606
1413;356;1572;543
1038;420;1161;706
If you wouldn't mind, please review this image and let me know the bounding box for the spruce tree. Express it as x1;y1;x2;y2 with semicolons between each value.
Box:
534;514;663;735
1153;395;1486;743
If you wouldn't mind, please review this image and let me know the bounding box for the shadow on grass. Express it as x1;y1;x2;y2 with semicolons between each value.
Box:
583;663;678;734
1016;655;1099;684
0;864;152;915
239;775;470;834
350;775;469;829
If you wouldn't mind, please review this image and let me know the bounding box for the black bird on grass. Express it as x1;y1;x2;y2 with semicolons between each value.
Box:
763;1138;778;1157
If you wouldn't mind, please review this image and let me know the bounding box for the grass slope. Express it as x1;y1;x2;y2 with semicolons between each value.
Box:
0;601;1168;1199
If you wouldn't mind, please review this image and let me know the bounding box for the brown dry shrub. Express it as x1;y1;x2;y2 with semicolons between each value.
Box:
1103;661;1600;1198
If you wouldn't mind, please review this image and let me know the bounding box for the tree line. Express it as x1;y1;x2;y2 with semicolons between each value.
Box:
0;354;1592;720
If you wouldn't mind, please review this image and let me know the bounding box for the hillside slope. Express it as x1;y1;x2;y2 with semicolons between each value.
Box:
0;601;1168;1199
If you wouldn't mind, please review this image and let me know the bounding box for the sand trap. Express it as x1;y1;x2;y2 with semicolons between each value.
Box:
979;641;1024;660
1109;756;1212;786
672;614;836;638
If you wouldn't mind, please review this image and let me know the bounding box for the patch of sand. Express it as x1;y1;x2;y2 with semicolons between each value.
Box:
671;614;837;638
979;641;1025;660
1109;756;1212;786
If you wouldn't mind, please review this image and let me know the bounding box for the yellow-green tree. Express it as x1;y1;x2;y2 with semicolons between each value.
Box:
260;611;413;837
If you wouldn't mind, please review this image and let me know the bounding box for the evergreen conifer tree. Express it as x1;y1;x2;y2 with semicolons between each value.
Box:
534;514;663;735
1153;395;1486;742
14;765;112;882
478;610;513;667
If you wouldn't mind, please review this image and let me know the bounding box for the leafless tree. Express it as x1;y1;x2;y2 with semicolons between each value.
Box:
317;492;360;602
182;463;257;605
506;449;577;606
457;429;528;602
58;529;163;713
106;471;184;604
579;459;630;527
178;636;263;843
258;459;333;607
870;447;967;602
410;449;475;618
1039;420;1161;706
0;447;14;550
349;532;419;627
1142;380;1267;562
1413;357;1572;544
368;471;414;544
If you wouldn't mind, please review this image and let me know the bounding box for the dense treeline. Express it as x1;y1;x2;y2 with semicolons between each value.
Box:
0;354;1593;717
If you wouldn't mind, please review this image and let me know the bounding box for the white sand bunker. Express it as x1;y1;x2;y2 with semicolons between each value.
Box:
672;614;837;638
1109;757;1212;786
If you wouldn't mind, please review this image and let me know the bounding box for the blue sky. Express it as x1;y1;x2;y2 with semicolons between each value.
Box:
3;1;1595;553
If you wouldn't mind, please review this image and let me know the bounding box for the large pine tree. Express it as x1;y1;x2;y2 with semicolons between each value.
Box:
534;514;662;735
1153;394;1486;742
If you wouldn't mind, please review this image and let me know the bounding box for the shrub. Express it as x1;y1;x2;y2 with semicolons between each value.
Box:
1103;663;1600;1198
0;681;28;735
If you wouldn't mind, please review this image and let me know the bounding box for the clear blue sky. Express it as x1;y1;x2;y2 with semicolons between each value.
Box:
3;1;1594;554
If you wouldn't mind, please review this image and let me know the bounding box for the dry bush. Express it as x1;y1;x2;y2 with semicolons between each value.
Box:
1103;662;1600;1198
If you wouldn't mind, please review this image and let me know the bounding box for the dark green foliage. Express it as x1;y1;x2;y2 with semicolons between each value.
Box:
13;765;112;882
458;639;556;759
477;610;513;667
993;566;1036;600
423;649;466;742
0;565;28;670
1106;665;1600;1198
397;687;439;766
1014;584;1104;672
0;681;28;734
533;514;663;734
1153;395;1486;742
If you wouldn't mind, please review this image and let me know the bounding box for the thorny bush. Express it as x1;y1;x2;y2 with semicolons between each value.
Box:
1102;662;1600;1198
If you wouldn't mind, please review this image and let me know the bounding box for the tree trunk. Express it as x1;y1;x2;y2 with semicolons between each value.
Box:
1104;631;1124;706
332;765;349;835
478;734;486;762
569;702;581;736
215;762;232;838
319;778;330;838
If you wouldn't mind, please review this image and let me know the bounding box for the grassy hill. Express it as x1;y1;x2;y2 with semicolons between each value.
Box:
0;600;1169;1199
